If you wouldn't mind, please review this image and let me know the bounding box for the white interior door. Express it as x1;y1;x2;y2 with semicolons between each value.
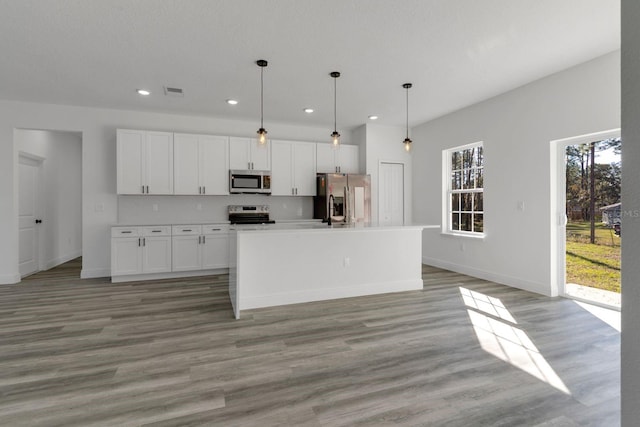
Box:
379;162;404;226
18;155;43;277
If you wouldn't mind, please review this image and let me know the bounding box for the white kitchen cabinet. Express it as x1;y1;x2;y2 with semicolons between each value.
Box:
172;225;229;271
229;137;271;170
316;143;359;174
111;226;172;276
271;140;316;196
174;133;229;195
117;129;174;194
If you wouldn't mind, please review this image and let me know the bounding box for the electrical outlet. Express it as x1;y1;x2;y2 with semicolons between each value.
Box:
344;257;350;267
517;201;525;211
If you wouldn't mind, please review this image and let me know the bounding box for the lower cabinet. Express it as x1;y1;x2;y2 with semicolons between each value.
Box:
111;226;172;276
112;224;229;282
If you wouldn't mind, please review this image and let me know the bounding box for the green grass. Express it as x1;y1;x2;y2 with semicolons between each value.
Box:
566;221;620;293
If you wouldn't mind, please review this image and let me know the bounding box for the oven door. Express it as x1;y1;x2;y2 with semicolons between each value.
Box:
229;171;271;194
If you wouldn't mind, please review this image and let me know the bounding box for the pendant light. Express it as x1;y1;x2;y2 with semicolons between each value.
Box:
256;59;268;145
330;71;341;148
403;83;412;152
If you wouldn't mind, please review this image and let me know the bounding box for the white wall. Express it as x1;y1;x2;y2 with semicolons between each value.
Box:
15;129;82;270
0;101;339;283
412;51;620;296
360;124;413;225
621;0;639;424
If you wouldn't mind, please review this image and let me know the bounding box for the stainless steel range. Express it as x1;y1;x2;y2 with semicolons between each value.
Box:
228;205;275;225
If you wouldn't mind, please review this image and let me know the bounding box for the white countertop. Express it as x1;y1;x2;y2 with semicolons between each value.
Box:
231;222;439;232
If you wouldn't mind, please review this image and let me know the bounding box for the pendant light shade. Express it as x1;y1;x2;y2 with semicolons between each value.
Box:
256;59;268;145
403;83;412;152
330;71;341;148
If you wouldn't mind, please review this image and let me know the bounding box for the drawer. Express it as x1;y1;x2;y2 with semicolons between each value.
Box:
142;226;171;236
172;225;202;236
202;225;229;235
111;227;140;237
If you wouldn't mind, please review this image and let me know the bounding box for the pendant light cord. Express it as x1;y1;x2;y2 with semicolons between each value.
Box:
406;86;409;139
333;76;337;132
260;66;264;129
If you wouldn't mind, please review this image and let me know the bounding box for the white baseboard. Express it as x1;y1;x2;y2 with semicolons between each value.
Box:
43;251;82;271
111;268;229;283
422;256;550;296
239;279;424;311
81;268;111;279
0;273;21;285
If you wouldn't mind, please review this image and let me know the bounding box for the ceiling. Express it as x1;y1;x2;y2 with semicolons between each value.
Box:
0;0;620;132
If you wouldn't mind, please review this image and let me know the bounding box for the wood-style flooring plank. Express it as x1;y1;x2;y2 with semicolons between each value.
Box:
0;259;620;426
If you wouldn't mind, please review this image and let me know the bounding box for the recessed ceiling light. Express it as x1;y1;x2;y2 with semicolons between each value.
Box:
368;115;379;120
226;99;238;105
303;108;314;113
137;89;151;96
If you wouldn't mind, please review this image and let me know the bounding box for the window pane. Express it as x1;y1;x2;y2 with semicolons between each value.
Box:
474;214;484;232
452;151;461;171
475;168;484;189
463;149;473;169
451;193;460;212
452;171;462;190
476;146;483;167
463;169;475;190
461;193;472;211
473;192;483;212
451;213;460;231
461;213;472;231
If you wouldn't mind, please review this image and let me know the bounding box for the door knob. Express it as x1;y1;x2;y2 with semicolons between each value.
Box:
35;219;42;224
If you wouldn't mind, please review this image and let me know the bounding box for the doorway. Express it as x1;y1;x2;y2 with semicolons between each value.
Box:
15;129;83;280
551;129;621;309
379;162;405;226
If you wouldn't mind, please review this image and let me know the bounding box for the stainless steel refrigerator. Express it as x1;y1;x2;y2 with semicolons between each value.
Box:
314;173;371;224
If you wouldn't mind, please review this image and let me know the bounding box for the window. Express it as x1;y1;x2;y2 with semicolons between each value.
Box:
446;142;484;235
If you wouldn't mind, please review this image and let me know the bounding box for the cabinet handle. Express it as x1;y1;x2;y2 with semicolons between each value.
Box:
211;228;221;231
183;229;192;232
198;236;201;244
202;235;206;244
138;238;141;246
146;185;149;193
143;237;146;246
121;231;132;234
203;186;205;194
151;230;161;233
142;185;145;194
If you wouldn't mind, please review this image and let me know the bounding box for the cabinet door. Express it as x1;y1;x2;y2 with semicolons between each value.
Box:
316;143;337;173
117;129;144;194
174;133;200;195
338;145;360;174
270;140;294;195
142;236;172;273
172;235;202;272
145;131;174;194
293;142;317;196
200;135;229;195
111;237;142;276
250;139;271;170
202;234;229;269
229;137;251;170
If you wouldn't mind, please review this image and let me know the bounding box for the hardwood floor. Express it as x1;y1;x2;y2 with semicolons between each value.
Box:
0;259;620;426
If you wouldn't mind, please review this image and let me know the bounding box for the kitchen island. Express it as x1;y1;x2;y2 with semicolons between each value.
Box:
229;223;437;319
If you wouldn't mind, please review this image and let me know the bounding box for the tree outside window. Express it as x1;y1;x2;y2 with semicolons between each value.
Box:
447;142;484;234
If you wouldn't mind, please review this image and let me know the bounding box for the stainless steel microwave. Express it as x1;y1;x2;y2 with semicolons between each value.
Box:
229;170;271;194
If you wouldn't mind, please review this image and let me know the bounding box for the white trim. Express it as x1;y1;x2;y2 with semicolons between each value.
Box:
423;255;548;296
110;268;229;283
549;128;621;298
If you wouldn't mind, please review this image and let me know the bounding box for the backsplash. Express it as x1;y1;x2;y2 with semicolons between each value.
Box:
117;195;313;224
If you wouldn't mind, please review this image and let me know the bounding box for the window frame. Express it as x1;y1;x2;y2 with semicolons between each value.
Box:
443;141;485;237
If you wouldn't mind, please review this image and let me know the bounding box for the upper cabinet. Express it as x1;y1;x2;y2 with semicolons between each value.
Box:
229;137;271;170
271;140;316;196
316;143;359;174
117;129;174;195
174;133;229;195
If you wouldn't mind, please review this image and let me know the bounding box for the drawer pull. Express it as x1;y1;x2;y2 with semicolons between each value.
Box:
151;230;162;233
121;231;132;234
182;229;192;232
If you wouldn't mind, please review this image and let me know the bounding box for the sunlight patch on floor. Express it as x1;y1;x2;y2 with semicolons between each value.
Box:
460;287;570;394
573;300;621;332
